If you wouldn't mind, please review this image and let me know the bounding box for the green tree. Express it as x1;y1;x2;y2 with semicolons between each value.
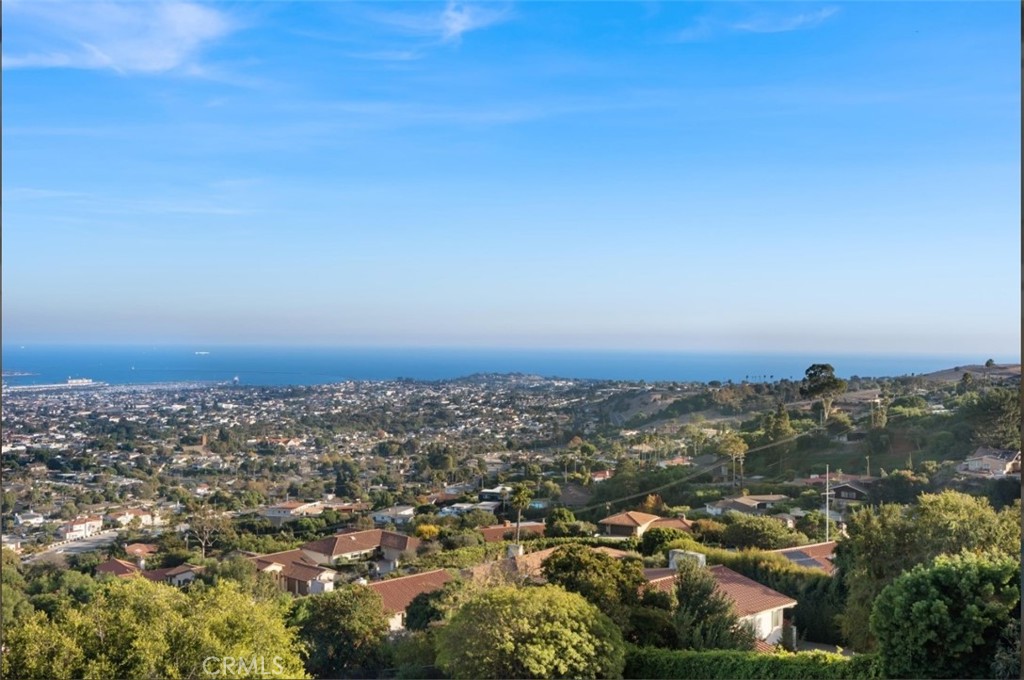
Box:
762;404;797;473
434;584;626;679
868;469;930;505
509;483;533;544
799;364;848;425
187;503;234;559
794;510;836;543
641;527;691;557
541;543;646;626
545;507;576;533
836;492;1020;651
870;551;1020;679
673;558;756;651
712;432;748;485
961;387;1021;450
291;585;390;679
1;577;307;680
721;513;804;550
1;549;33;641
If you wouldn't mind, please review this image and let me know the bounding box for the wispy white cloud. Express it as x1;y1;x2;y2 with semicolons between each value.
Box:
677;6;839;42
365;1;512;45
733;7;840;34
440;1;510;43
2;1;235;74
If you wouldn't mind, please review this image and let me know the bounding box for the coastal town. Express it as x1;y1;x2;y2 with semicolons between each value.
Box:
2;363;1020;678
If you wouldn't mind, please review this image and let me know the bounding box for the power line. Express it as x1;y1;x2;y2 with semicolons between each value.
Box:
574;424;855;514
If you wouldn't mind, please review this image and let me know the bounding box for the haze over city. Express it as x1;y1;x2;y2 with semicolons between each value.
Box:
3;1;1019;355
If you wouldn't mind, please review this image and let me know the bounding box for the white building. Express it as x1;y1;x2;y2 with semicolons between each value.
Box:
262;500;324;527
59;516;104;541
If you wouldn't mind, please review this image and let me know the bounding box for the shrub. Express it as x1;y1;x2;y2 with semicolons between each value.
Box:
624;646;880;679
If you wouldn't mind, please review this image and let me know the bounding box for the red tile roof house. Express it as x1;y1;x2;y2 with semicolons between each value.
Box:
95;558;204;587
477;521;546;543
251;549;337;596
598;511;692;538
645;553;796;646
367;569;454;631
125;543;160;559
300;530;420;575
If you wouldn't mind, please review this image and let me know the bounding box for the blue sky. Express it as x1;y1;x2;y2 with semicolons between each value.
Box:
3;1;1020;355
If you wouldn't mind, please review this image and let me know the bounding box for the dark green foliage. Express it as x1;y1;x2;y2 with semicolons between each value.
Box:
627;606;679;648
868;470;930;505
640;527;689;556
541;543;646;625
435;585;627;679
800;364;848;423
690;519;727;545
545;507;576;530
721;513;806;550
870;552;1020;679
292;585;391;679
960;387;1021;450
835;492;1021;651
623;647;881;680
674;558;755;651
406;588;448;631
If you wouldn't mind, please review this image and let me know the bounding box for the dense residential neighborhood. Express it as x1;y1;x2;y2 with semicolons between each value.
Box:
2;364;1020;679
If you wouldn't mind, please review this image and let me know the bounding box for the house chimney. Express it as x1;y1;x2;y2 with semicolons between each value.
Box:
507;544;524;558
137;557;146;570
668;549;705;570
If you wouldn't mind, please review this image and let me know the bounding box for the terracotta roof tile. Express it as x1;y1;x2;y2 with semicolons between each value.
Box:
95;558;140;578
478;523;545;543
125;543;159;557
368;569;453;614
707;565;797;617
599;511;661;527
651;517;693;532
644;565;797;617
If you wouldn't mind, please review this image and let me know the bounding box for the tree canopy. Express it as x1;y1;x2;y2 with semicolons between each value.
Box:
0;577;308;680
291;584;390;679
721;513;806;550
835;491;1021;650
799;364;847;424
870;551;1020;679
541;543;646;625
434;584;626;679
673;558;755;651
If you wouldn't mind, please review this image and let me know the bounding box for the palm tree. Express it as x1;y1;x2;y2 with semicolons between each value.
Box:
510;483;533;544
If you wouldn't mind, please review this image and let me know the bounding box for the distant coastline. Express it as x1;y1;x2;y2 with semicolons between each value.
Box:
1;345;1018;388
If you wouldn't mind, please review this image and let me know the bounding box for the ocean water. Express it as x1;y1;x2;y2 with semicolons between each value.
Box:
0;345;1004;387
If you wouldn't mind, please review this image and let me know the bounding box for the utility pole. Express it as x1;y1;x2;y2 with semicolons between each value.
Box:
865;455;870;478
824;464;832;543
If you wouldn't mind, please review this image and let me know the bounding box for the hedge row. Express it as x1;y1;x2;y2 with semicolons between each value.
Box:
624;647;881;680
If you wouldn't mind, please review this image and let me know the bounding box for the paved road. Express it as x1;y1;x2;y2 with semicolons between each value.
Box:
22;530;120;563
